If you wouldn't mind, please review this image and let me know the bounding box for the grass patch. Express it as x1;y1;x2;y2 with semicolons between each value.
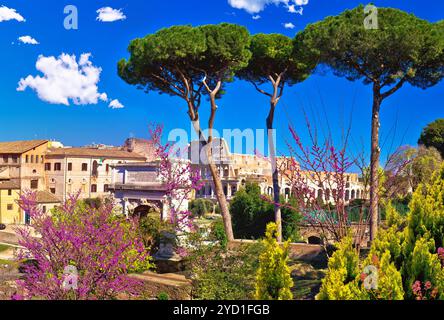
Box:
289;261;326;300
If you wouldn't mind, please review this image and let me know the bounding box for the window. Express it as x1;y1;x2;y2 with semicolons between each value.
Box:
44;163;51;171
12;156;18;163
91;184;97;193
7;189;12;196
104;184;109;192
50;188;56;194
68;163;73;171
30;180;38;189
30;155;34;163
25;155;29;163
92;161;99;177
54;163;62;171
42;206;47;213
7;204;13;210
3;155;8;163
41;156;44;163
106;164;110;173
82;163;88;171
35;155;39;163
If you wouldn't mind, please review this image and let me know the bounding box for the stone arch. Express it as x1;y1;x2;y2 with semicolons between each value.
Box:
307;236;322;245
133;203;159;219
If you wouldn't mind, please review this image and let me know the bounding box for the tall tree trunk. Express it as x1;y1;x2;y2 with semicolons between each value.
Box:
207;160;234;241
267;101;282;242
188;99;234;241
207;87;234;242
369;84;382;241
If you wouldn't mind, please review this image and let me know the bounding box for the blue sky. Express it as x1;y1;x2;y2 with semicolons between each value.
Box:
0;0;443;166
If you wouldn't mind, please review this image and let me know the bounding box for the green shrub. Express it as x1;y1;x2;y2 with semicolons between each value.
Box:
157;292;169;300
138;214;175;252
189;199;215;217
231;183;301;240
209;219;228;248
317;234;362;300
255;223;293;300
190;242;263;300
399;164;444;298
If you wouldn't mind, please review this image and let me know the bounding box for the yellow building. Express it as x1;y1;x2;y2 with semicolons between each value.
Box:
0;180;21;224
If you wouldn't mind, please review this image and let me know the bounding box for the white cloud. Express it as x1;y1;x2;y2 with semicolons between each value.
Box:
288;5;303;14
227;0;308;14
109;99;124;109
18;36;39;45
96;7;126;22
252;15;261;20
0;5;25;22
17;53;109;106
283;22;295;29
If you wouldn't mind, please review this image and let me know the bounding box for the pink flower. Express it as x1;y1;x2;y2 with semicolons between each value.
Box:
425;281;432;290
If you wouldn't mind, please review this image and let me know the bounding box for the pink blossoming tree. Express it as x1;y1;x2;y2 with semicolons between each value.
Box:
148;123;204;255
14;191;152;300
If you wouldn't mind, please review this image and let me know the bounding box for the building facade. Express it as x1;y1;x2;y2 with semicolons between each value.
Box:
0;180;21;224
0;140;50;192
44;147;147;202
191;138;367;204
109;161;190;220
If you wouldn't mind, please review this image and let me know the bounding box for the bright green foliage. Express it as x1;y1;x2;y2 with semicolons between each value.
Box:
368;225;403;266
358;226;405;300
317;235;362;300
405;164;444;250
419;119;444;158
237;33;315;86
255;223;293;300
400;164;444;298
320;165;444;300
402;236;444;299
360;251;405;300
295;5;444;90
385;201;405;229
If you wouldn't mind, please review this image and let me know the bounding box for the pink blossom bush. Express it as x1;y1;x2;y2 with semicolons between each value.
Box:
149;124;204;256
14;191;152;300
412;280;439;300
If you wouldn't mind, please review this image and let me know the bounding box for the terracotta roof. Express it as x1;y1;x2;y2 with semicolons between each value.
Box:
0;140;48;154
45;148;146;160
0;180;20;190
36;191;61;204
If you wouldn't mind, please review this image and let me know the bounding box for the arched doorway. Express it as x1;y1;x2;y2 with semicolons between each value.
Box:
308;236;322;245
133;204;157;219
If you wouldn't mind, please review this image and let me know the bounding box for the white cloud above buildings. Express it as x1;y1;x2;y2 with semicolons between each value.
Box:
227;0;308;14
0;5;25;22
283;22;295;29
109;99;124;109
18;35;39;45
17;53;122;108
96;7;126;22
